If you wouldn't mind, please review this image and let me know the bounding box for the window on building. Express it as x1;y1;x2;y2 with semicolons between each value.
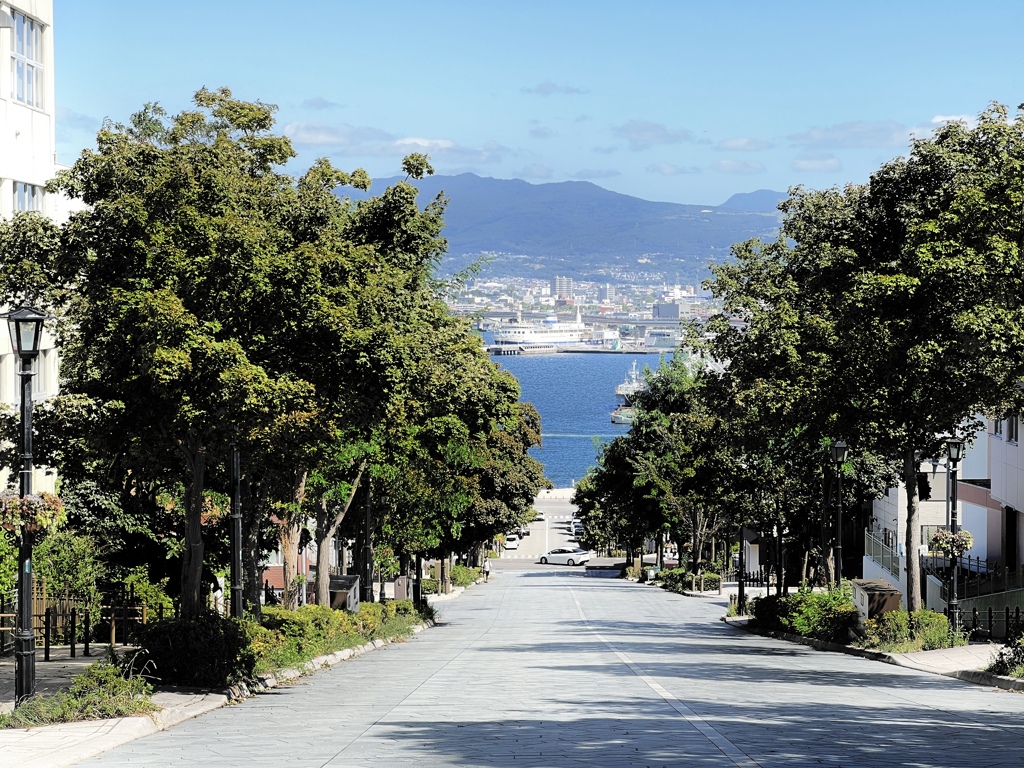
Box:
13;181;42;213
995;417;1004;438
1009;414;1020;444
12;11;43;108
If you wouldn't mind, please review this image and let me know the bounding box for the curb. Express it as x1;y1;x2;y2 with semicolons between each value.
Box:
0;618;436;768
224;618;437;701
720;615;1024;692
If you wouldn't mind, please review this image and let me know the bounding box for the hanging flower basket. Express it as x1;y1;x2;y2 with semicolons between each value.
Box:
0;491;66;532
930;528;973;557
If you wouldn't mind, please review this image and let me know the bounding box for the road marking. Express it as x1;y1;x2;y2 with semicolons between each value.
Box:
570;589;763;768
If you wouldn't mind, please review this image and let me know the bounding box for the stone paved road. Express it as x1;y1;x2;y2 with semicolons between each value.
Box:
77;569;1024;767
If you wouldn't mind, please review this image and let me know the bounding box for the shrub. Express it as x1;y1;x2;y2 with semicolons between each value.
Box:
421;578;439;595
750;586;859;644
357;602;385;635
624;565;642;580
133;600;430;686
911;610;954;650
0;662;156;729
450;565;481;587
864;609;911;647
131;612;258;687
659;568;721;593
861;609;959;652
991;636;1024;678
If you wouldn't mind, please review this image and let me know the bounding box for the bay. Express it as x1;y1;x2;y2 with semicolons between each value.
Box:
491;351;668;489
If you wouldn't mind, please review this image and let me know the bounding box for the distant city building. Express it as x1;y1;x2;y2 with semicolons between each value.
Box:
599;283;617;302
652;303;681;320
552;275;574;299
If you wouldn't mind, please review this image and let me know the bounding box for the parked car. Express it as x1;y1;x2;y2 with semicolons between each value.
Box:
505;534;520;550
538;547;591;566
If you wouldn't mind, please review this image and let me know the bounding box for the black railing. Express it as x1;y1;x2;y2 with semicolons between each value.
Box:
949;605;1024;640
923;554;1024;601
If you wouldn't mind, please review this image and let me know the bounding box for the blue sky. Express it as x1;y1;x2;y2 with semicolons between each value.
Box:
54;1;1024;206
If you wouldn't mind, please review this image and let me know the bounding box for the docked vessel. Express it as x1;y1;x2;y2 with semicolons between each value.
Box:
490;309;620;350
610;407;635;425
611;361;646;424
615;360;645;406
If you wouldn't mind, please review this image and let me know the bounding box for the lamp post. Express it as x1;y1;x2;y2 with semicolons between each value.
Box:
229;439;243;619
831;440;849;585
946;437;965;634
5;305;46;705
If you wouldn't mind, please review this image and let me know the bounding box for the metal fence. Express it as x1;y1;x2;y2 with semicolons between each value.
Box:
865;532;900;578
953;604;1024;640
922;554;1024;601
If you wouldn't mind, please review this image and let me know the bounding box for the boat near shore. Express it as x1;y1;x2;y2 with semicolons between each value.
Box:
610;361;646;424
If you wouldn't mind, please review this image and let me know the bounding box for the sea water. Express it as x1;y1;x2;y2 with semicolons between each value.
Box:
492;352;670;488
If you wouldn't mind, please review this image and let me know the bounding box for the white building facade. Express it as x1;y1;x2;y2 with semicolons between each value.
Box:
0;1;60;493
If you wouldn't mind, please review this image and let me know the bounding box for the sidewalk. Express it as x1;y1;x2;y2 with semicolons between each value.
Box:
0;623;434;768
722;613;1024;690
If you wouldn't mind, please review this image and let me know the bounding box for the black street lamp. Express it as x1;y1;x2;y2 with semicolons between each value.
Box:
229;440;243;619
5;305;46;705
831;440;849;585
946;437;965;634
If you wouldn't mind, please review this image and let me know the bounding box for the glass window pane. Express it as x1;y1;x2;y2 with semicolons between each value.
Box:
15;15;23;56
16;60;24;103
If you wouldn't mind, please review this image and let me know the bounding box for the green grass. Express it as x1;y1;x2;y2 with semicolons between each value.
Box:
0;662;157;729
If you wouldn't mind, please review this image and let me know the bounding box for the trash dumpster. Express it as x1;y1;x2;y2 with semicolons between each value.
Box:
329;575;360;612
850;579;902;626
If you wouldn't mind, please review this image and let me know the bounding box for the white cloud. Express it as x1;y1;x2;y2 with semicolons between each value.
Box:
519;163;553;179
56;106;99;131
613;120;696;151
529;126;555;139
302;96;342;110
716;137;773;152
789;120;909;149
522;80;588;96
645;162;700;176
572;168;620;179
713;159;765;174
395;137;456;150
284;122;507;163
791;153;842;173
284;122;395;147
932;114;975;126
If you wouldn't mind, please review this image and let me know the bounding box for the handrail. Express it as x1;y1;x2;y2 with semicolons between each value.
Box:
864;531;900;577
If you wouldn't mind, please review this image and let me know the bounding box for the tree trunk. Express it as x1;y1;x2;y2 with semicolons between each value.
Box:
242;477;265;621
903;448;922;612
280;470;308;611
313;461;366;606
179;435;207;618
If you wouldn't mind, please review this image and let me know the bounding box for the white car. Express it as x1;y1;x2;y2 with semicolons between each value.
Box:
505;534;521;550
538;547;591;566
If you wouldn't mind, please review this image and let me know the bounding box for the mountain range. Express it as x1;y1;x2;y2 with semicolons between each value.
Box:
341;174;785;282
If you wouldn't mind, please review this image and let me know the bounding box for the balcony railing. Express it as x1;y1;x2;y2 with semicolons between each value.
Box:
865;531;900;578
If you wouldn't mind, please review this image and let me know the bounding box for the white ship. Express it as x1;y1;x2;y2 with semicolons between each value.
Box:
611;361;646;425
492;308;619;347
615;360;646;406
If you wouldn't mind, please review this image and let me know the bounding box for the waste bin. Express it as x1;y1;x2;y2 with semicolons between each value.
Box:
329;575;360;612
393;575;408;601
850;579;902;625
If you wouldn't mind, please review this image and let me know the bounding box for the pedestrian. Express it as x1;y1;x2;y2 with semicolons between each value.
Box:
483;556;492;582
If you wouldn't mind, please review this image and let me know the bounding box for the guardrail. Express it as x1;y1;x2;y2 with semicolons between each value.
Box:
865;531;900;578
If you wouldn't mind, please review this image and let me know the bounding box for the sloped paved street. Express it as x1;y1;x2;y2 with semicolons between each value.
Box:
77;569;1024;767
